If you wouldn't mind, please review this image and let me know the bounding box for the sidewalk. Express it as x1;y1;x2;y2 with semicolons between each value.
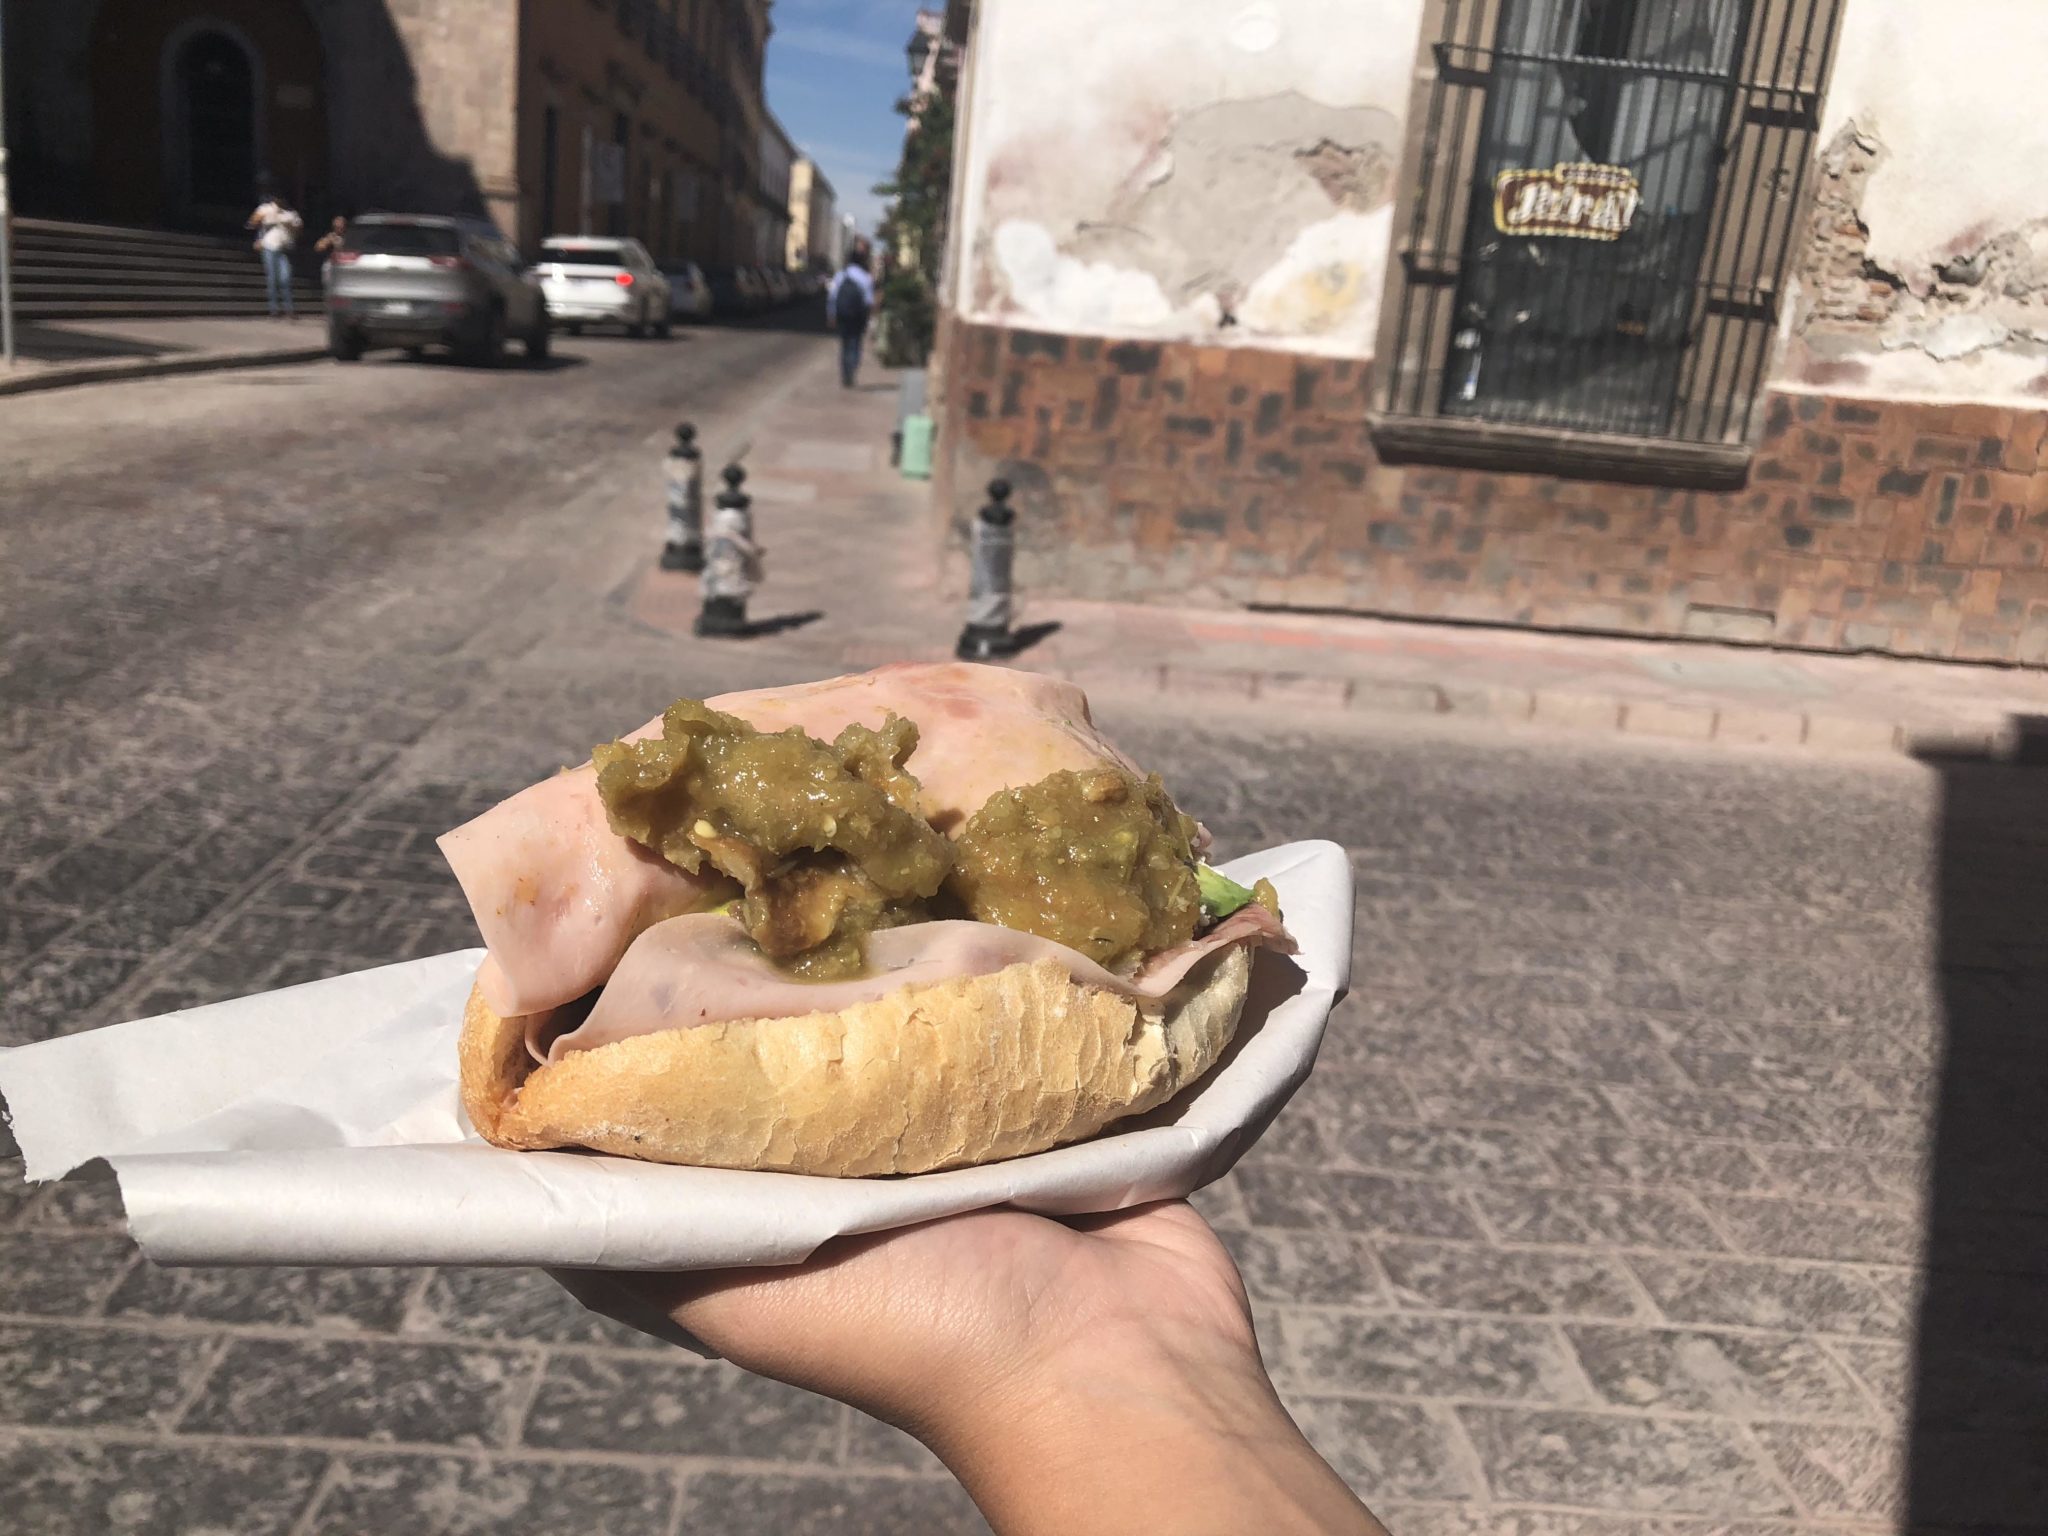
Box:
0;316;325;397
619;363;2048;759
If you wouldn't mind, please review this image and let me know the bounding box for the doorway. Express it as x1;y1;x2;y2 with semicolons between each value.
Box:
171;27;261;218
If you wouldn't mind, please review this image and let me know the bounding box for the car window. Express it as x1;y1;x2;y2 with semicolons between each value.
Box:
344;223;460;257
541;243;628;269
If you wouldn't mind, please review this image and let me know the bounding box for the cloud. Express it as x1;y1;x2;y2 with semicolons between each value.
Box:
771;24;909;71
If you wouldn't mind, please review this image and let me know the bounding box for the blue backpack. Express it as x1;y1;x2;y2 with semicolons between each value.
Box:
834;273;871;331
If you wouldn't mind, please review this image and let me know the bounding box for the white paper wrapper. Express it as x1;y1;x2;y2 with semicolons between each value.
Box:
0;841;1349;1272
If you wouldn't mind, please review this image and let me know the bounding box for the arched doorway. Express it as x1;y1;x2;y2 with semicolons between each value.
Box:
83;0;328;231
162;21;265;224
176;29;258;212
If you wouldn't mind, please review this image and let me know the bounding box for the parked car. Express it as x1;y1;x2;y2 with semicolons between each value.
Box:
703;263;763;316
535;236;672;336
325;214;547;366
760;267;792;306
663;261;714;323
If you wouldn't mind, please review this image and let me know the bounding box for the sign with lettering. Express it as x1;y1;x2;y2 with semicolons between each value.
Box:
1493;162;1642;241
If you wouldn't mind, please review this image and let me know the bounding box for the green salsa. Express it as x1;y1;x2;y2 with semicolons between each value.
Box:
946;769;1202;970
592;702;1213;979
593;701;951;977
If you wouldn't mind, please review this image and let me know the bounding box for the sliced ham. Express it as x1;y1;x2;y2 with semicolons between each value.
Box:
440;664;1149;1017
539;907;1298;1063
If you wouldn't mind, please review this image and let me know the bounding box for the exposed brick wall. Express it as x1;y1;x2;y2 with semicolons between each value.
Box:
934;318;2048;664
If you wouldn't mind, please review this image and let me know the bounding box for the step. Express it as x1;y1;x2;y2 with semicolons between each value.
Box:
15;217;279;256
12;274;319;296
12;248;283;275
15;301;320;320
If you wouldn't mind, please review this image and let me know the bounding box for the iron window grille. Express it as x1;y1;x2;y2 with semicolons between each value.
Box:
1375;0;1845;464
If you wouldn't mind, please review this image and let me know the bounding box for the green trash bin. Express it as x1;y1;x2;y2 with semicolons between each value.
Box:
900;412;934;480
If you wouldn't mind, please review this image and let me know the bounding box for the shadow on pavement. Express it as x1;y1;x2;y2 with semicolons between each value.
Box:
733;610;824;639
698;308;833;337
363;351;590;374
10;321;184;364
1007;621;1063;656
1909;714;2048;1529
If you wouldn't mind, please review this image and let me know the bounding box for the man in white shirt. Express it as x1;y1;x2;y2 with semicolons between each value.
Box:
247;193;304;319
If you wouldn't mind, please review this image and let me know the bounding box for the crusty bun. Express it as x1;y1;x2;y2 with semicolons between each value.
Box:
459;947;1251;1176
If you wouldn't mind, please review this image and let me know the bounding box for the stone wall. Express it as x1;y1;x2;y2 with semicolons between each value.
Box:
936;319;2048;664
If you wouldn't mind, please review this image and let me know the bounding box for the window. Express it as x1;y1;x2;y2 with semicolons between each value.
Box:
343;222;460;257
540;106;560;239
1375;0;1846;471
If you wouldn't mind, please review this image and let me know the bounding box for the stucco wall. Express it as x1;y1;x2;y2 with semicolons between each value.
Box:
951;0;1424;357
1783;0;2048;404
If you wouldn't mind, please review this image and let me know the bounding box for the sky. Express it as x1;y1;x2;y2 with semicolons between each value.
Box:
764;0;929;238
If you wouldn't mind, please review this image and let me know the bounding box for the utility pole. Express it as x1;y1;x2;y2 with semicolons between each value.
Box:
0;0;16;367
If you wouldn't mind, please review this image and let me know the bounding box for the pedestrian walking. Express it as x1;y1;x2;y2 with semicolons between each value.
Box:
826;243;875;388
247;190;303;319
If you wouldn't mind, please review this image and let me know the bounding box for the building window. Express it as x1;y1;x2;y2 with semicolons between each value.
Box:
1375;0;1845;473
540;106;560;240
611;112;630;237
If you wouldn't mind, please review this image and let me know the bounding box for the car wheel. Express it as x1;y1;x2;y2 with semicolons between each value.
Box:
566;321;583;336
403;345;425;361
328;324;363;362
655;310;673;339
464;307;506;368
524;320;550;363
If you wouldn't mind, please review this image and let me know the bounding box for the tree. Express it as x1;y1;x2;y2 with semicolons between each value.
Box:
874;90;956;366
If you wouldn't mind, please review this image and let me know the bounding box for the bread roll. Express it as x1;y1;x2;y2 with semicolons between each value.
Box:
459;947;1251;1176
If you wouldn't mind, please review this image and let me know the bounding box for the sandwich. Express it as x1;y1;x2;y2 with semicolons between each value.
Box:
441;663;1294;1177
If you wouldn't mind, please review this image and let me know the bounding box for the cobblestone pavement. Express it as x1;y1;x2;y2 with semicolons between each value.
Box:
3;333;2044;1533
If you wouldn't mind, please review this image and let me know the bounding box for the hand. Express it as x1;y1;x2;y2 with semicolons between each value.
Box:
559;1201;1385;1536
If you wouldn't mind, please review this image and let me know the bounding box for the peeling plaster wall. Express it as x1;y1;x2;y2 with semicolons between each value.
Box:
1785;0;2048;403
952;0;1424;358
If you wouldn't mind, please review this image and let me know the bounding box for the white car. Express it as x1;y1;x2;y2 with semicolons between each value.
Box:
536;237;672;336
664;262;714;323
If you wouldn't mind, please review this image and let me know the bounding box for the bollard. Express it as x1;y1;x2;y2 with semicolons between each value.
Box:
695;463;762;638
660;422;705;573
955;480;1025;661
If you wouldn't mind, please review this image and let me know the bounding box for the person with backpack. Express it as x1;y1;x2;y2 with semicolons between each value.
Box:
827;242;875;387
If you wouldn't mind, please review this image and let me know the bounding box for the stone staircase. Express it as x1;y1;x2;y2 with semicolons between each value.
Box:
8;218;324;320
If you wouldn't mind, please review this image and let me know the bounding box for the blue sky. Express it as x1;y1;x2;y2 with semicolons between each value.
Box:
765;0;927;237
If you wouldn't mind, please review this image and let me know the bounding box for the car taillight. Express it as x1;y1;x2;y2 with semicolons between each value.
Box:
429;255;469;270
615;272;634;287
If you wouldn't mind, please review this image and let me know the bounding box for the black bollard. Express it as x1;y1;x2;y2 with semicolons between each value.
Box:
695;464;761;638
660;422;705;573
955;480;1025;661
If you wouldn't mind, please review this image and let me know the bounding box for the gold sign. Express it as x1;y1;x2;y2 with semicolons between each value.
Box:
1493;162;1643;241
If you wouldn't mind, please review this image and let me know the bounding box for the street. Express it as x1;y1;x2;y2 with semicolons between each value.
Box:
1;334;2041;1533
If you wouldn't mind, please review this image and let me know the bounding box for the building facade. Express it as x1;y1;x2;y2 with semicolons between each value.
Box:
932;0;2048;665
787;157;841;273
750;112;795;266
0;0;776;263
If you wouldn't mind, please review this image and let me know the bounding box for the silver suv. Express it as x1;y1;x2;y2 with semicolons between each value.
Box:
325;214;549;367
537;237;672;337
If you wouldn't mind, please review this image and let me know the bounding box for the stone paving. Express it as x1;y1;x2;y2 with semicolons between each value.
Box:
2;330;2044;1533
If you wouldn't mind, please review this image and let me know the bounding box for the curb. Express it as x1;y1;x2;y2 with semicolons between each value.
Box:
0;345;329;398
1053;661;2015;760
842;642;2014;761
